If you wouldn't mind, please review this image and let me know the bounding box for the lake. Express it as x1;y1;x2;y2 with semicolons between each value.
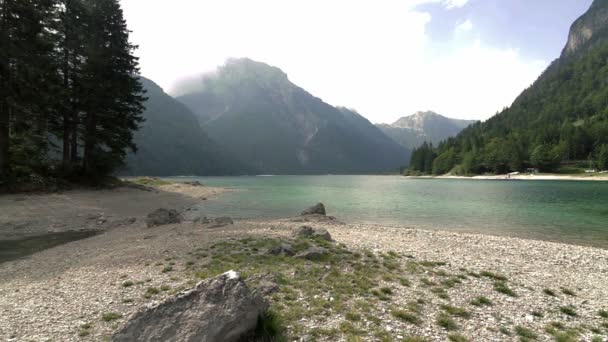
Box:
167;175;608;248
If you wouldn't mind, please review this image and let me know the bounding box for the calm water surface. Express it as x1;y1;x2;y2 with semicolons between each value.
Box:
167;176;608;248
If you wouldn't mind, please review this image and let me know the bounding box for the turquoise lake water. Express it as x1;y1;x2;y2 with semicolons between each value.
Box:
167;176;608;248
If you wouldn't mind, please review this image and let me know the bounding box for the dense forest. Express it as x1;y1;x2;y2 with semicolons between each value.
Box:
0;0;144;187
409;38;608;175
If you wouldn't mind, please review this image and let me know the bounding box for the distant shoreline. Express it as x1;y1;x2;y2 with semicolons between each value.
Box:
405;174;608;181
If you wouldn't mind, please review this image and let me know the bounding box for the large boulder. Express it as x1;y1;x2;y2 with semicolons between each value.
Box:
113;271;267;342
146;208;181;228
301;203;326;216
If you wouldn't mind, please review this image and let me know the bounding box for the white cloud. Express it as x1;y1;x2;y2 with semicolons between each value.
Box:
455;19;473;33
120;0;547;123
443;0;469;10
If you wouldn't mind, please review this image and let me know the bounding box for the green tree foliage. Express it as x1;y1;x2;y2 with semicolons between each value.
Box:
0;0;144;184
408;142;436;174
598;144;608;170
412;36;608;175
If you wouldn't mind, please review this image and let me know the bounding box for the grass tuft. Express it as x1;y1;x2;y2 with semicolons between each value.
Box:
437;313;459;331
543;288;556;297
559;306;577;317
494;281;516;297
514;326;537;340
448;333;469;342
101;312;122;322
470;296;492;307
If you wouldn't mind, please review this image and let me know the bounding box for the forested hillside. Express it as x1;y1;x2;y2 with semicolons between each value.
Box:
0;0;145;186
410;0;608;175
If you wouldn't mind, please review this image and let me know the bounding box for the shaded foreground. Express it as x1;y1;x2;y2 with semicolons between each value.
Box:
0;185;607;341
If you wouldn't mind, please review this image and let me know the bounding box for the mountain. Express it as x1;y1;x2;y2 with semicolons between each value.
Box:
414;0;608;175
177;58;410;174
376;111;476;149
122;77;252;176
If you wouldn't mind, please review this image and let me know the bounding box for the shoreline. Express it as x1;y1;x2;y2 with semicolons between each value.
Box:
405;174;608;181
1;185;607;341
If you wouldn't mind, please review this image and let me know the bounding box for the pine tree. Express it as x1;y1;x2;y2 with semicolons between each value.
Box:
80;0;145;178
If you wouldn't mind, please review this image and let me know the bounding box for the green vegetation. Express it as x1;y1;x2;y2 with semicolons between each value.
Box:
122;281;134;288
543;289;557;297
437;313;459;331
254;309;287;342
480;271;508;281
470;296;492;307
515;326;537;341
101;312;122;322
131;177;171;187
560;288;576;296
494;281;516;297
440;305;471;319
599;309;608;318
559;306;577;317
0;0;145;186
447;333;470;342
407;22;608;176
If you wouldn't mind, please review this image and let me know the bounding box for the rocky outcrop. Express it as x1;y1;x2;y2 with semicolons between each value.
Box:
113;271;267;342
301;203;326;216
294;226;333;241
146;209;181;228
562;0;608;57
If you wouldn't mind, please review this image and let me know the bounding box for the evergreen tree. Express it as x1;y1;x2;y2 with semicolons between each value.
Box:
80;0;145;178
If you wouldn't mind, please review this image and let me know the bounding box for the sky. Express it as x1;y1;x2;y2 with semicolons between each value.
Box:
120;0;593;123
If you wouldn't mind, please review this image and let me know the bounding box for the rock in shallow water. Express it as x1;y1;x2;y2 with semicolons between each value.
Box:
113;271;267;342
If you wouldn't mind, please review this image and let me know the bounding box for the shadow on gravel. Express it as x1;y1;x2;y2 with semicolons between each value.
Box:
0;231;99;264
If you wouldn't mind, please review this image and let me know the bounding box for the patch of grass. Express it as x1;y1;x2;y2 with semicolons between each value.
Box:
441;305;471;319
146;287;160;296
161;265;173;273
559;306;577;317
420;278;438;286
254;309;287;342
391;309;421;325
420;261;447;267
543;289;557;297
448;333;469;342
78;330;90;337
598;309;608;318
379;287;393;295
345;312;361;322
499;326;511;336
531;310;544;318
480;271;507;281
399;277;411;287
101;312;122;322
470;296;492;307
371;289;391;301
494;281;516;297
160;285;171;292
121;280;134;288
441;277;462;289
515;326;537;341
402;336;429;342
467;272;481;278
437;313;459;331
122;298;133;303
430;287;450;299
560;288;576;296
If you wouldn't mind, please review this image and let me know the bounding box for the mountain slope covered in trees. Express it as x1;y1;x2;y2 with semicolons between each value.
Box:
177;58;410;174
411;0;608;175
123;78;252;176
377;111;476;150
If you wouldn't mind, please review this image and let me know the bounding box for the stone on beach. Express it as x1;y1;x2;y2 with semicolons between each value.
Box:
146;208;182;228
301;203;326;216
294;226;333;241
113;271;267;342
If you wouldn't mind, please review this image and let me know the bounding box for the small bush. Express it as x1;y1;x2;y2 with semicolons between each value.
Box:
470;296;492;307
437;313;459;331
515;326;537;340
101;312;122;322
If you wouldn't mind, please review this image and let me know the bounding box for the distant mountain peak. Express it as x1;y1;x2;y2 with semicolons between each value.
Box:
377;111;476;149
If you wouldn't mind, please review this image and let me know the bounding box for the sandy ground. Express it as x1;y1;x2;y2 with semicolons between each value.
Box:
0;185;607;341
0;184;227;240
